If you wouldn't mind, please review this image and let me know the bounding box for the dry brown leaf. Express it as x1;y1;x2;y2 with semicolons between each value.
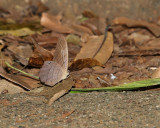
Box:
0;67;32;90
113;49;160;56
81;18;101;35
41;13;75;34
30;77;74;105
69;58;103;71
16;75;42;89
74;32;113;64
94;32;113;64
7;44;32;66
70;68;93;75
138;38;160;50
28;39;53;67
36;1;49;15
88;75;101;88
112;17;160;37
71;23;93;35
31;34;58;49
82;10;98;18
0;40;13;68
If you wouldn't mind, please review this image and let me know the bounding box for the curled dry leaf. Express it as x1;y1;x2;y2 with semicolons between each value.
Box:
28;38;53;67
112;17;160;37
41;13;74;34
74;32;113;64
30;77;74;105
69;58;103;71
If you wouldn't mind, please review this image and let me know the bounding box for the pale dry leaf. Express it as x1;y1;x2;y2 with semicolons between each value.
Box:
93;32;113;64
0;79;25;94
41;13;74;34
74;32;113;64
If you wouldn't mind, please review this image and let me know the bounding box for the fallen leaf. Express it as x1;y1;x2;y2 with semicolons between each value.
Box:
36;1;49;15
0;28;38;36
28;38;53;67
88;75;101;88
71;78;160;92
128;32;151;45
0;79;25;94
74;32;113;64
112;17;160;37
71;23;93;35
81;18;101;35
41;13;74;34
0;67;32;90
16;75;42;89
93;32;113;64
113;49;160;56
69;58;103;71
30;76;74;105
31;34;58;49
151;67;160;78
0;40;13;68
66;34;81;45
70;68;93;75
7;44;33;66
138;38;160;50
82;10;98;18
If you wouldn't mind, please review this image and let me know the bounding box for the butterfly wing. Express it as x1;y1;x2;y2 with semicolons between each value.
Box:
53;35;68;77
39;61;64;86
39;35;68;86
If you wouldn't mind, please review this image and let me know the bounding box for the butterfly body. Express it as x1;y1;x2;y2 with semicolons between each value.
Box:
39;36;68;86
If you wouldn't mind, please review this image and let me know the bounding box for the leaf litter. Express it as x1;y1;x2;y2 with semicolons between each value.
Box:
0;2;160;104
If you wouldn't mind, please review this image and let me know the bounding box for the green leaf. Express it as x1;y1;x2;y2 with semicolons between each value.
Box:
70;78;160;93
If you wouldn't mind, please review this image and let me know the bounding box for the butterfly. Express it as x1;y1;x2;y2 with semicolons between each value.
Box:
39;35;69;86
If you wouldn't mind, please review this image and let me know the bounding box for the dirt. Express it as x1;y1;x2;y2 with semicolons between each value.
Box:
0;91;160;128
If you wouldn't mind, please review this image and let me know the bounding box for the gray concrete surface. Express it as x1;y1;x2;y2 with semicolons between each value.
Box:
0;91;160;128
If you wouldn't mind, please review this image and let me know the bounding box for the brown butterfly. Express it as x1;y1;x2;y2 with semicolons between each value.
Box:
39;35;69;86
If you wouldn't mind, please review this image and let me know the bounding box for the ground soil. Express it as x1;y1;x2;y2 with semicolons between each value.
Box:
0;91;160;128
